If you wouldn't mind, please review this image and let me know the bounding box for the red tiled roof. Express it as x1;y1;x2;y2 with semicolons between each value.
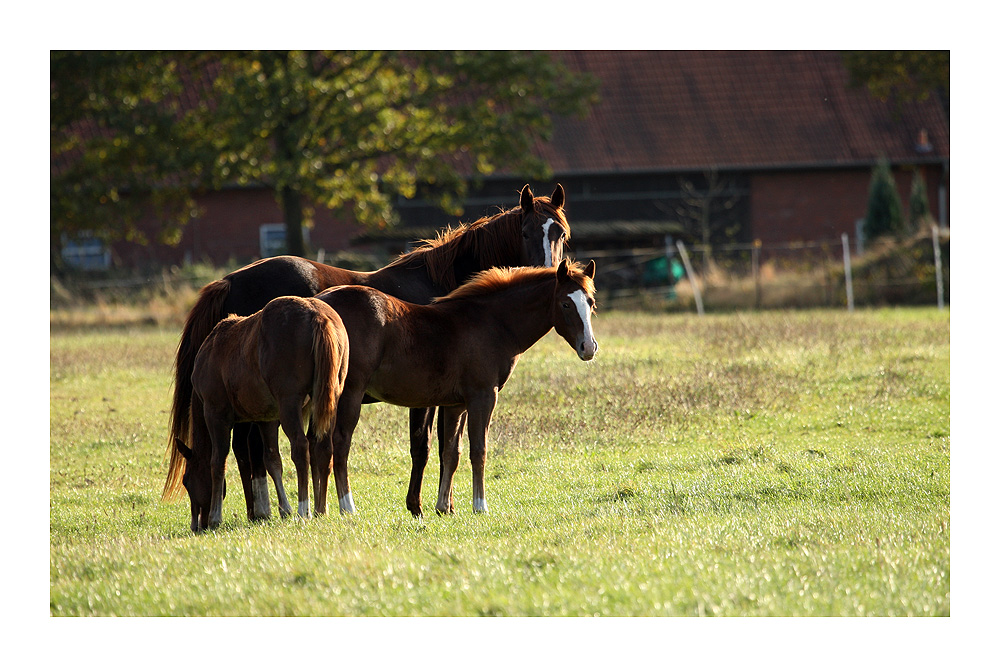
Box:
54;51;949;183
540;50;949;174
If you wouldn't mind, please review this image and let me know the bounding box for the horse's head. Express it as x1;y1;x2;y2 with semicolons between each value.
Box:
553;259;598;361
176;441;223;532
519;184;570;269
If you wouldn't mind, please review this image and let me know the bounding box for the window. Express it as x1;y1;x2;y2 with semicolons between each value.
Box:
259;224;309;258
61;234;111;270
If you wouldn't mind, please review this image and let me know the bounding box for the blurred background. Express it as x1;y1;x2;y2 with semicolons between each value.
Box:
50;50;949;323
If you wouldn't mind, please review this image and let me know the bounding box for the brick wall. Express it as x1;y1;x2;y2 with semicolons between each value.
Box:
750;165;946;244
112;187;363;267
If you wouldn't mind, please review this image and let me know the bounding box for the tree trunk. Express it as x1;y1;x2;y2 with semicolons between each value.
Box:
279;186;307;258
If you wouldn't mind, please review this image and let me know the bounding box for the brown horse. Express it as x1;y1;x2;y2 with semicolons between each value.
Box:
175;296;349;532
163;184;571;518
314;259;597;515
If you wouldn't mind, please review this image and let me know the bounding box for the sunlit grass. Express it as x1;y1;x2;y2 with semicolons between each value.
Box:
50;308;949;616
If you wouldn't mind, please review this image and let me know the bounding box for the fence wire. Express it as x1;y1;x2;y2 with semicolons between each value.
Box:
52;231;949;313
582;231;949;311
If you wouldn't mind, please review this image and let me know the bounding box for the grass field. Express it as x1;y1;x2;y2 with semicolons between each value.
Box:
49;307;950;619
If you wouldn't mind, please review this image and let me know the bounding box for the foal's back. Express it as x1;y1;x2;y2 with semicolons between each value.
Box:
194;296;338;422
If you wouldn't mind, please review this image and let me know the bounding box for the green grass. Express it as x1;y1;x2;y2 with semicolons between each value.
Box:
49;308;950;616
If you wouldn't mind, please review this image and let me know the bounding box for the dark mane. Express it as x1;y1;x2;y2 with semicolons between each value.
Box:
384;194;571;292
433;261;594;304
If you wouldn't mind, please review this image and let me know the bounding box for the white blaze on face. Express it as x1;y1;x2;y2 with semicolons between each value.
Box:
568;288;597;360
541;218;557;267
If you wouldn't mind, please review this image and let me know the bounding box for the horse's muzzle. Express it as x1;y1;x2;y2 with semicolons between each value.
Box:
578;337;598;361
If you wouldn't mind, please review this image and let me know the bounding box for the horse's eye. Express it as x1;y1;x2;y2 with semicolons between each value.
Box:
562;302;571;309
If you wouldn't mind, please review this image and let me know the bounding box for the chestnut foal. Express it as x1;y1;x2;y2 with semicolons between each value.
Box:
314;259;598;516
177;296;349;531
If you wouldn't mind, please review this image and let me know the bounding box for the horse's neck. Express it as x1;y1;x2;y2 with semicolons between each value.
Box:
462;212;524;275
423;212;524;292
472;281;554;355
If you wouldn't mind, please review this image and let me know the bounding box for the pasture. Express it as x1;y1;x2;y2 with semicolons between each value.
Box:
49;307;949;617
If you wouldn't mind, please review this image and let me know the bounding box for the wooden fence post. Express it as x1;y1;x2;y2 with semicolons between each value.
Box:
675;240;704;316
842;233;854;313
932;225;944;310
752;239;762;309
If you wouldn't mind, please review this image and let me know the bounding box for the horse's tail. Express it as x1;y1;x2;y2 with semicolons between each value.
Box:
309;305;347;440
162;279;231;501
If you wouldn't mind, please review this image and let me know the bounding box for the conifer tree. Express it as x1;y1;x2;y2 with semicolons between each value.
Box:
863;159;905;240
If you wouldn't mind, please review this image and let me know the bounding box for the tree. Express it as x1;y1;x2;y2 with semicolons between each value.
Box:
51;51;599;261
659;169;742;262
50;52;216;269
205;51;598;256
842;51;949;116
864;159;905;241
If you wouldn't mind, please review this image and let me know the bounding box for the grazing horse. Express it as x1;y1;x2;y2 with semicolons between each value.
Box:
176;296;349;532
314;259;598;515
162;184;571;518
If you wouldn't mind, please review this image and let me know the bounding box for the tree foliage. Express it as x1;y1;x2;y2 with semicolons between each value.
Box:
50;52;215;255
842;51;949;111
51;51;599;259
864;159;905;241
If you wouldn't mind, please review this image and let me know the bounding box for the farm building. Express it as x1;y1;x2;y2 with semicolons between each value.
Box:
86;51;949;270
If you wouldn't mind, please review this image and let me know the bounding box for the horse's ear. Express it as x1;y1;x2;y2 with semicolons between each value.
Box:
551;183;565;210
519;184;534;213
177;441;193;461
557;258;570;282
585;259;596;279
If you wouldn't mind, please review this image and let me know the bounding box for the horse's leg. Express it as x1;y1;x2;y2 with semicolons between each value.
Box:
260;421;287;509
231;422;257;521
206;416;233;529
435;406;467;515
331;389;365;514
188;394;212;532
279;406;312;519
310;430;333;516
260;421;292;519
405;407;435;517
245;422;272;522
466;390;498;514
